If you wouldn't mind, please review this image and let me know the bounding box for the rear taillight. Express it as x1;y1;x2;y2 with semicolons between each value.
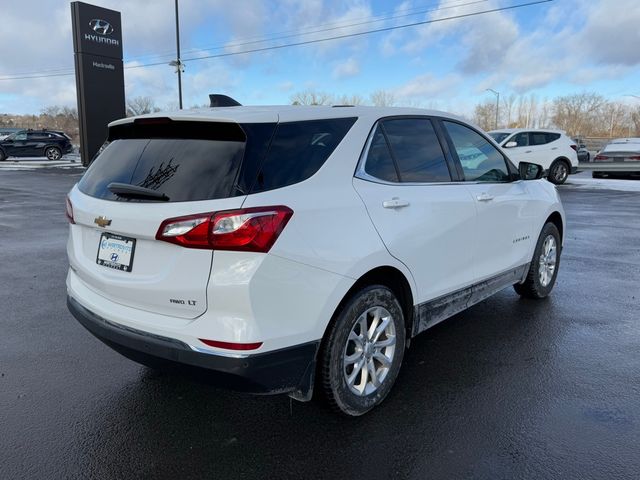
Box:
629;155;640;161
594;154;610;161
65;196;75;224
570;144;578;151
156;206;293;252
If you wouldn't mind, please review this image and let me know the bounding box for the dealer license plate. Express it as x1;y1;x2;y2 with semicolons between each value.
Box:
96;233;136;272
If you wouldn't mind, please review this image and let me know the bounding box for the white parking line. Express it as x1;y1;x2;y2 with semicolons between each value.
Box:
0;157;85;171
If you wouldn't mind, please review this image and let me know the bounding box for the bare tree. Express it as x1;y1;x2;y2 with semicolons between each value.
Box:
335;94;365;105
370;89;396;107
552;92;606;136
473;101;497;131
126;96;159;117
290;90;333;106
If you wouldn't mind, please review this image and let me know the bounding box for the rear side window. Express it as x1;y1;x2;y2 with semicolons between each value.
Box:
364;125;398;182
546;132;561;143
79;121;249;202
530;132;548;146
382;118;451;182
250;118;356;193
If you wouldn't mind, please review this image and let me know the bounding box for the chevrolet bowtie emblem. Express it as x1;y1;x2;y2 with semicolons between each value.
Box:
94;216;112;228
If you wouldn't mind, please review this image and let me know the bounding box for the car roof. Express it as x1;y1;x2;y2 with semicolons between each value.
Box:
488;128;566;135
109;105;469;127
603;138;640;151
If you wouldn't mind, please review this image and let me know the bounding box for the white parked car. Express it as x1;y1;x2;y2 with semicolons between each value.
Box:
488;128;578;184
66;106;565;416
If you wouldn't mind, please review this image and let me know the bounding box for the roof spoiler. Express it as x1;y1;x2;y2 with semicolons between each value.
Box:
209;94;242;108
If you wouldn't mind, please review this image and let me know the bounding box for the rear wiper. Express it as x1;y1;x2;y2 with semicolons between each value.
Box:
107;182;170;201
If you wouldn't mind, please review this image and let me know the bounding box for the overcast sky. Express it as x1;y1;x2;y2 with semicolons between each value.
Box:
1;0;639;116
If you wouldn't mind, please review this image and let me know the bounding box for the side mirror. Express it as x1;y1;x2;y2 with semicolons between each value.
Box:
519;161;544;180
504;141;517;148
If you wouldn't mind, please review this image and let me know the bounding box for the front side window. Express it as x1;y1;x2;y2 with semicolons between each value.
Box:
14;132;27;141
513;132;529;147
443;121;510;183
489;132;510;144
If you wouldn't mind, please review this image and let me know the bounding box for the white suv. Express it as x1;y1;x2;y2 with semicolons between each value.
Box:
66;106;565;416
488;128;578;184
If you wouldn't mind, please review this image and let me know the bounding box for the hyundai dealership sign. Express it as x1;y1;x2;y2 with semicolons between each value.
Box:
71;2;125;166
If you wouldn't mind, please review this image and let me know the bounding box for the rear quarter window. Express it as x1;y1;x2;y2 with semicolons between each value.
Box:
250;117;356;193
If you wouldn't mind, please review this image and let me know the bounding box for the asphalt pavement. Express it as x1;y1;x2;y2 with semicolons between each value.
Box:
1;167;639;479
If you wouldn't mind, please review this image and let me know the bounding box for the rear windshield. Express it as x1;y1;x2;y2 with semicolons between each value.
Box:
79;121;253;202
79;117;356;202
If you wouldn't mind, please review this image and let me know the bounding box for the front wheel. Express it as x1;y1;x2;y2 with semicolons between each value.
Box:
45;146;61;160
319;285;406;416
514;222;561;299
548;160;569;185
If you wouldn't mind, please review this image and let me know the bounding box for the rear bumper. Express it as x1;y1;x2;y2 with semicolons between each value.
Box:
67;295;319;397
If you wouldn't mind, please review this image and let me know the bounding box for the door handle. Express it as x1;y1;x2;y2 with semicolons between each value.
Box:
525;150;533;153
551;147;558;150
476;193;494;202
382;198;410;209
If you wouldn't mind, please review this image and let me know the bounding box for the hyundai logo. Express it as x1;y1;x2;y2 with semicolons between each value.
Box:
89;19;114;35
110;253;119;262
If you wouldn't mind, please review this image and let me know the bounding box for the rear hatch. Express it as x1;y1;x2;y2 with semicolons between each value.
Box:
67;118;275;319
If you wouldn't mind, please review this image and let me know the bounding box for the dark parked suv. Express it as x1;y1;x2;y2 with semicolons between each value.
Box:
0;129;73;161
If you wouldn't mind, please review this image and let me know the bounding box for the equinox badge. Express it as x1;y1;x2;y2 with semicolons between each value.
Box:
94;216;112;228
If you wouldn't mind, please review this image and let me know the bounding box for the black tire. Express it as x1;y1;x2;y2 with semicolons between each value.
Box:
319;285;406;416
514;222;561;299
548;159;570;185
45;146;61;161
592;172;605;179
0;149;5;161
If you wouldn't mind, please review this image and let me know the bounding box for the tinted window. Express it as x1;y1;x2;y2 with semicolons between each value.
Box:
489;132;510;144
382;118;451;182
529;132;548;146
250;118;356;193
364;125;398;182
14;133;27;141
79;122;248;202
444;121;510;183
513;132;529;146
546;132;561;143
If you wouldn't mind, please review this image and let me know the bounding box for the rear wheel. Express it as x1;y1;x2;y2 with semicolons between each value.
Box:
0;150;5;161
514;222;561;299
548;159;569;185
45;146;61;160
319;285;406;416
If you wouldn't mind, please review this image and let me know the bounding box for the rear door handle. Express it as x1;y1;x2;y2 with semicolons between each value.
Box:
382;198;410;209
476;193;494;202
525;150;533;153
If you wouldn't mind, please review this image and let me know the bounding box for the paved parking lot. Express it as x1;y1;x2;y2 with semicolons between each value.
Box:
1;168;639;479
